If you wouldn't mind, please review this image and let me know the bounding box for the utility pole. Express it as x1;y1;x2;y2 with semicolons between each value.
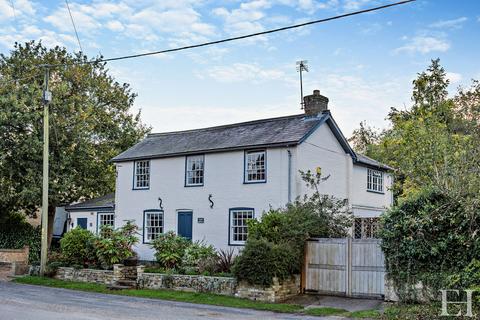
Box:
40;66;51;276
296;60;309;109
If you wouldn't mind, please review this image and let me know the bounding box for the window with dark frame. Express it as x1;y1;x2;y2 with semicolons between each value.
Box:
186;155;204;186
245;150;266;182
230;209;254;245
367;168;383;192
354;217;379;239
134;160;150;189
144;211;163;243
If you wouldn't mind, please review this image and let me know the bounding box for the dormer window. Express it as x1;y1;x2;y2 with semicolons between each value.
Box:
134;160;150;189
185;155;204;186
244;150;266;183
367;169;383;193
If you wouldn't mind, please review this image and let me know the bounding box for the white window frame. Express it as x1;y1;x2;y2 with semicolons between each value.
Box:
185;155;205;186
244;150;266;183
134;160;150;189
229;208;254;245
97;212;115;233
367;168;384;193
143;210;164;243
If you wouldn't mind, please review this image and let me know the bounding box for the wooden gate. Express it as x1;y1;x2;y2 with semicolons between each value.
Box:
303;238;385;298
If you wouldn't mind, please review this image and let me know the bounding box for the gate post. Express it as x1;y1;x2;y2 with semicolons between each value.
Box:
301;241;308;293
346;237;353;297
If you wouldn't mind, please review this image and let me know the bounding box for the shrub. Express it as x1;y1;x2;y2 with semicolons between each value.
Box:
182;241;218;274
0;213;41;263
379;188;480;301
60;227;97;267
151;231;189;270
232;238;297;286
233;170;352;285
94;221;139;269
217;248;236;274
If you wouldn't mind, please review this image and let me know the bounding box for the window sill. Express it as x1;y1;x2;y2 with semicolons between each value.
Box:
243;180;267;184
133;187;150;191
367;189;385;195
184;184;204;188
228;242;246;246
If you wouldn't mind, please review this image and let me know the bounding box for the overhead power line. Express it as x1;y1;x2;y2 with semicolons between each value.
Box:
43;0;415;68
65;0;83;53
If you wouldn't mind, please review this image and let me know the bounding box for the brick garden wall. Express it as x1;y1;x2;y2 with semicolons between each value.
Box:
0;246;29;263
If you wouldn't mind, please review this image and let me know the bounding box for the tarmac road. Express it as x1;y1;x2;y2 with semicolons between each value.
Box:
0;281;337;320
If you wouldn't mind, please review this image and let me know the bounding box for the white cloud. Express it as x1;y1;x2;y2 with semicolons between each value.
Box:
200;63;284;83
429;17;468;29
393;35;450;54
213;1;270;36
343;0;376;11
106;20;124;32
44;5;101;33
0;25;77;49
0;0;35;21
446;72;462;84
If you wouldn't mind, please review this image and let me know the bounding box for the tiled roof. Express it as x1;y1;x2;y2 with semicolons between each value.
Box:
356;153;394;171
65;193;115;211
112;113;328;162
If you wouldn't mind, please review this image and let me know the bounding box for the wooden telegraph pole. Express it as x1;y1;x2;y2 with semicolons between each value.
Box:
39;66;51;276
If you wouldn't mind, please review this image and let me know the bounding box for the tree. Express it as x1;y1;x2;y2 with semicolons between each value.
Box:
349;59;480;200
0;41;150;244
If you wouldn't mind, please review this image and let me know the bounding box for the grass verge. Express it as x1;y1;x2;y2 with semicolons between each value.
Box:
15;276;410;318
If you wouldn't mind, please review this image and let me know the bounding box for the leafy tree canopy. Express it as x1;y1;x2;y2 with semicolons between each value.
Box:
349;59;480;202
0;41;150;225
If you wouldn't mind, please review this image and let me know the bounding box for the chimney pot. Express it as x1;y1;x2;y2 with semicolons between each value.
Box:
304;89;329;116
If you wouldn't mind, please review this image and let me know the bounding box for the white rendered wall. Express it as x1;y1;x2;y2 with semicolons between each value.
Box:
114;122;394;260
115;148;292;260
350;165;393;217
295;123;351;200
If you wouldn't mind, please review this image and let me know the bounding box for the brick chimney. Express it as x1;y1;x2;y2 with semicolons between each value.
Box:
304;89;329;116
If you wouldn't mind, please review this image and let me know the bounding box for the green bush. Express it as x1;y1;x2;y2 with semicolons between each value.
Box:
379;188;480;300
60;227;97;267
232;238;297;286
94;221;138;269
233;170;352;286
151;231;189;270
182;241;218;274
0;213;41;264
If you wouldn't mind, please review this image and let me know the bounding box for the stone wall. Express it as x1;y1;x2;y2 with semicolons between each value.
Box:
54;267;115;285
236;275;301;303
137;268;237;296
49;266;300;303
113;264;138;281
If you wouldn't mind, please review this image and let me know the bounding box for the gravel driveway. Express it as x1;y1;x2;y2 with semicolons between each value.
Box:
0;281;338;320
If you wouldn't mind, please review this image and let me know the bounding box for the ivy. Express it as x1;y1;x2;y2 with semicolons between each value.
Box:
0;214;41;264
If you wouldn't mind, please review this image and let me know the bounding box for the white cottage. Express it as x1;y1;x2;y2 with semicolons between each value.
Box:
66;90;393;261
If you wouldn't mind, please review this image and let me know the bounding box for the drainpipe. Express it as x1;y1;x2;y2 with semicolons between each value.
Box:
287;149;292;203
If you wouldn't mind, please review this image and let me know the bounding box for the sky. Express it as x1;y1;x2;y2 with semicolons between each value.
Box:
0;0;479;137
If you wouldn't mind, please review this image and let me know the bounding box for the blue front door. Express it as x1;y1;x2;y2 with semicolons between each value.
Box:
177;211;193;240
77;218;88;229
